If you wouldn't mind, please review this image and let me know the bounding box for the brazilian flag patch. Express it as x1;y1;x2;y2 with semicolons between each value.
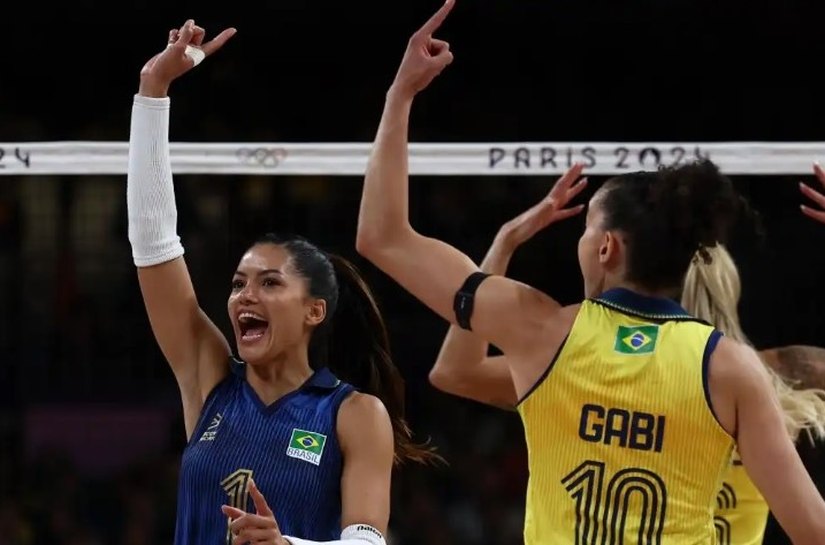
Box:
614;325;659;355
286;429;327;466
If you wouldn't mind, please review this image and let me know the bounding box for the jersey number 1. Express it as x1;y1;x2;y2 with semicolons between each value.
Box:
222;469;254;545
562;460;667;545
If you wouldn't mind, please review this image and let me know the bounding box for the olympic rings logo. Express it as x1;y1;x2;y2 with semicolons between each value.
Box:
235;147;288;168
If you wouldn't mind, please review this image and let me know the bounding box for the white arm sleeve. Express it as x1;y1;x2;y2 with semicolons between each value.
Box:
126;94;185;267
285;524;386;545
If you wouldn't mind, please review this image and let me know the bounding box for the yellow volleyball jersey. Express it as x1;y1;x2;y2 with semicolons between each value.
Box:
517;288;735;545
714;450;768;545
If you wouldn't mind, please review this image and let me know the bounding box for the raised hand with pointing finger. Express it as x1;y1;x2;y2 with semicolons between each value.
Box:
139;19;236;98
389;0;455;100
221;480;287;545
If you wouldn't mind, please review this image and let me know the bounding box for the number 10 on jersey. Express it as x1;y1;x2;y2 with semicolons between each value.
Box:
562;460;667;545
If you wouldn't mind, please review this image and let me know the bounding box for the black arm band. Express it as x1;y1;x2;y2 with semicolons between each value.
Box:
453;272;492;331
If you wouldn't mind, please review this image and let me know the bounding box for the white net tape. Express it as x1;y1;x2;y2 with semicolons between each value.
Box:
1;141;823;176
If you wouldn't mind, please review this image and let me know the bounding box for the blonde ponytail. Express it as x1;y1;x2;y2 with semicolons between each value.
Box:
682;244;825;442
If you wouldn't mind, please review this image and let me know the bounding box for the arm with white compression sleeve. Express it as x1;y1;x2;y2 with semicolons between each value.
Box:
284;524;386;545
127;95;184;266
127;91;231;441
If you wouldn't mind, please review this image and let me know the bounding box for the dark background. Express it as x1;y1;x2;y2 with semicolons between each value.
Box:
0;1;823;544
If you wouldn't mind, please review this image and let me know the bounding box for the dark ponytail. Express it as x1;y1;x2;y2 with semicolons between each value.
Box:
324;255;441;465
599;159;748;293
253;233;440;466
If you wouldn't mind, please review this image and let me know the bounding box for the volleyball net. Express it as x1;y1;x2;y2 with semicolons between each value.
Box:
2;138;823;408
1;141;824;176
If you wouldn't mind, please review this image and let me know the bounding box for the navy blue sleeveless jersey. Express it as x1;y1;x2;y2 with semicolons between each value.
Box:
174;359;355;545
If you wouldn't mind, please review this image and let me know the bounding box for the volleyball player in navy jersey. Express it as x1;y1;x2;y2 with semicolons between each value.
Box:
128;19;436;545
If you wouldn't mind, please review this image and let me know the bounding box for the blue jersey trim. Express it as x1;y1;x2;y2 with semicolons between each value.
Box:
593;288;702;322
516;333;569;407
233;361;344;414
231;357;340;389
187;361;344;442
702;329;725;427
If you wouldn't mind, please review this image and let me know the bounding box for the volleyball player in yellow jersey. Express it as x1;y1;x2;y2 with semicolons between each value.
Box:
682;245;825;545
427;190;825;544
356;2;825;543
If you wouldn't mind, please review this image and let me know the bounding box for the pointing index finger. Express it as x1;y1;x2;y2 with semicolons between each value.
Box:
201;27;237;56
420;0;455;36
248;480;274;518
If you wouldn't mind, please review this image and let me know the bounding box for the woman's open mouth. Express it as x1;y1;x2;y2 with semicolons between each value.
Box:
238;311;269;343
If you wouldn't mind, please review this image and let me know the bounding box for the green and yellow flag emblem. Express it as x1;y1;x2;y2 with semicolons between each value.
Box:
614;325;659;355
287;429;327;466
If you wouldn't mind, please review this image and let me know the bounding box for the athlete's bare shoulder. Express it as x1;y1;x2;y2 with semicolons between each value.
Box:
759;345;825;390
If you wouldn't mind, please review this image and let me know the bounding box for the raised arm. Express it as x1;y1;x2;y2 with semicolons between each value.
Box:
129;19;236;439
429;173;586;408
712;339;825;544
356;1;585;360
